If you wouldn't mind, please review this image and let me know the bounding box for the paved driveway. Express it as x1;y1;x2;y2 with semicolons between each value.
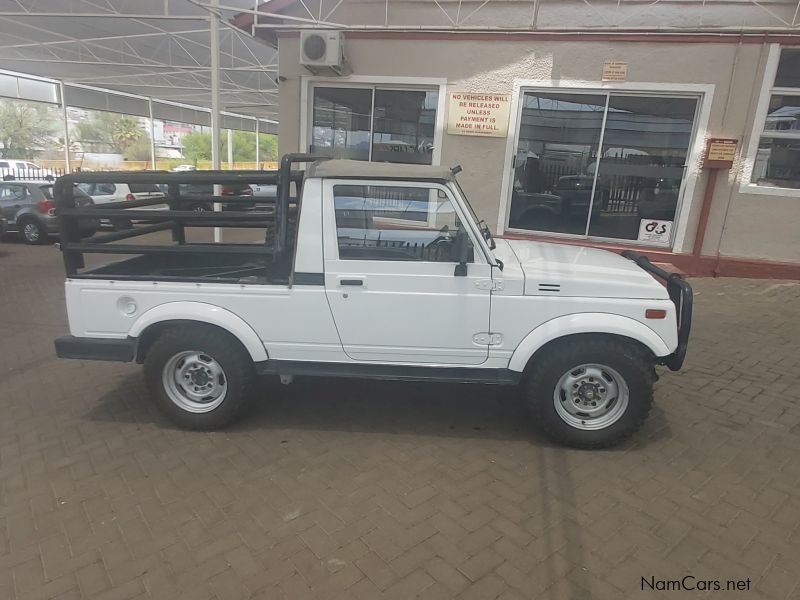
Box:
1;236;799;600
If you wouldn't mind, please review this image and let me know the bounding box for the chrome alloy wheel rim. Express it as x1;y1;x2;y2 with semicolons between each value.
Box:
23;223;40;242
162;351;227;413
553;363;629;430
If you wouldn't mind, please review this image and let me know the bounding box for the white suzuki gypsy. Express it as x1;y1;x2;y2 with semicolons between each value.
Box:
53;154;691;448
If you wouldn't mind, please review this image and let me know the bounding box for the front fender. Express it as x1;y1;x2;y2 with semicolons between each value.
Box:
507;313;673;373
129;301;268;362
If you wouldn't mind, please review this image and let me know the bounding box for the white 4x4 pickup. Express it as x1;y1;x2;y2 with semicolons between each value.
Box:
53;155;692;448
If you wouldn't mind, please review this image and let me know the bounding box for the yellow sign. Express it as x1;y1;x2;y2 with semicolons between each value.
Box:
706;139;737;162
447;92;510;137
602;61;628;82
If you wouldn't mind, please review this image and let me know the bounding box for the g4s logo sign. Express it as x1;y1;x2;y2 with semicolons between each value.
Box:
645;221;668;235
638;219;673;243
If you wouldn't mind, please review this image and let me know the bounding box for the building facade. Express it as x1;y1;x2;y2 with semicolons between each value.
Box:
242;0;800;277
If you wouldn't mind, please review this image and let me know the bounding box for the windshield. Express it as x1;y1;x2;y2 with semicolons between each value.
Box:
454;179;496;250
128;184;161;193
454;179;480;224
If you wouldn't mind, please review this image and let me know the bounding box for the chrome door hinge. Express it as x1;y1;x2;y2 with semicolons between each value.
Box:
472;332;504;346
475;279;504;291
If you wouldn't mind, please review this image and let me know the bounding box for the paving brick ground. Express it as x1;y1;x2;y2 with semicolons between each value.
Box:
1;234;799;599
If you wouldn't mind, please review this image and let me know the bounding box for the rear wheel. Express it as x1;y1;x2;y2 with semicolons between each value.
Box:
526;337;654;448
111;217;133;231
20;218;47;245
144;325;255;430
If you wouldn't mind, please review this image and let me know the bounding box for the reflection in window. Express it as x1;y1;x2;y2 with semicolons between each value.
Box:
508;93;606;235
372;90;438;164
753;90;800;189
311;87;438;164
508;92;697;244
588;95;696;240
311;88;371;160
774;48;800;88
333;185;464;262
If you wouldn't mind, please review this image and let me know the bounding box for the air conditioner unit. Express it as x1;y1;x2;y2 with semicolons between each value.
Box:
300;30;348;75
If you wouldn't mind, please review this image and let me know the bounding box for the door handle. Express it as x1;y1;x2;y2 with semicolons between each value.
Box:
340;279;364;286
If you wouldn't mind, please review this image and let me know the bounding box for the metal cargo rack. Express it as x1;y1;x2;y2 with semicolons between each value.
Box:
54;154;322;285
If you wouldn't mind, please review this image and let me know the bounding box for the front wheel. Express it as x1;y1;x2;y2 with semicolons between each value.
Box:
144;325;256;430
526;337;654;449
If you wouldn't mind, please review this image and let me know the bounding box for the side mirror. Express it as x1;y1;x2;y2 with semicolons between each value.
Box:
453;230;471;277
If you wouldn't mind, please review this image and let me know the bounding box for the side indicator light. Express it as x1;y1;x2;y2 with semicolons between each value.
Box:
645;309;667;319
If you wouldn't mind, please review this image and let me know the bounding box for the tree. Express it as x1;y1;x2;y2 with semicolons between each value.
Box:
123;137;153;162
180;130;279;165
112;116;144;151
0;99;58;159
258;133;278;161
181;131;212;164
74;111;145;154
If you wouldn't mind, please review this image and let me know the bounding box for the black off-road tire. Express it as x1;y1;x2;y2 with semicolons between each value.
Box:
526;336;655;449
111;217;133;231
144;325;256;430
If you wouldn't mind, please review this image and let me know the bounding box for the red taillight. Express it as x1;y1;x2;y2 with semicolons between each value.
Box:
37;199;55;214
125;193;136;201
221;185;252;196
645;309;667;319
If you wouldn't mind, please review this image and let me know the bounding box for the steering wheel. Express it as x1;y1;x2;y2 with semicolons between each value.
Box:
426;224;451;247
425;225;454;260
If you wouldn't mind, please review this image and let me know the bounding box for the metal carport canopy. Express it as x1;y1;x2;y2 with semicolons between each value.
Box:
0;0;278;128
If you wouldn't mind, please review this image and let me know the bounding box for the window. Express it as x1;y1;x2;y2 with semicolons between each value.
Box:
751;48;800;189
95;183;116;195
128;184;160;193
311;86;438;165
333;184;467;262
508;90;697;244
0;184;27;200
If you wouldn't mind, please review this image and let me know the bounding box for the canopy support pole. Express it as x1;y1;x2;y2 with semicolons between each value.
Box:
210;0;222;242
59;80;71;174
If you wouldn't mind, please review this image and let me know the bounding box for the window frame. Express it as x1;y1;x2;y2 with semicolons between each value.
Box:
324;179;491;266
301;76;447;166
497;79;713;252
740;44;800;197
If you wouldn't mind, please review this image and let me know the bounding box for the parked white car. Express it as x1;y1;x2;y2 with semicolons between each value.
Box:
53;156;692;448
77;181;166;228
0;159;56;180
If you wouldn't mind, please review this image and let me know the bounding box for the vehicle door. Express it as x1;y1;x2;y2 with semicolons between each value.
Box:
0;183;29;224
322;180;492;365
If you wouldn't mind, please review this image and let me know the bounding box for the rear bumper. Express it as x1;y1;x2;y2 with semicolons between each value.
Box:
620;251;693;371
54;335;135;362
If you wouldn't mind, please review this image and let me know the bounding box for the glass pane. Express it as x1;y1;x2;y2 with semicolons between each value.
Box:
508;92;606;235
333;184;465;262
775;48;800;88
311;87;371;160
587;95;697;242
372;90;438;164
752;138;800;189
763;94;800;133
